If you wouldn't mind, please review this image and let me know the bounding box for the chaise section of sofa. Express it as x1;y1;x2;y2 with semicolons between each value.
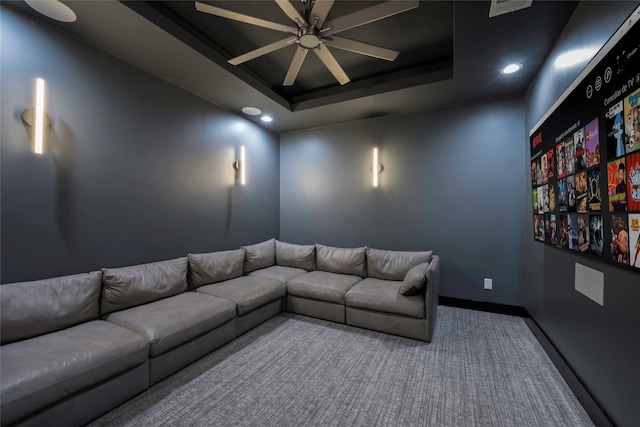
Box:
189;247;286;336
0;272;149;427
101;257;236;385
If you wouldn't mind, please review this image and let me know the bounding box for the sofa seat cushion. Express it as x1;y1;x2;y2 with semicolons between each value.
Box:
0;320;148;424
105;292;235;357
196;276;286;316
287;271;362;304
248;265;308;283
345;278;425;319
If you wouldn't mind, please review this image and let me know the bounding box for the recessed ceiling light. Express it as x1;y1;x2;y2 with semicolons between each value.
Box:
25;0;77;22
554;48;597;69
241;106;262;116
501;63;522;74
261;115;273;123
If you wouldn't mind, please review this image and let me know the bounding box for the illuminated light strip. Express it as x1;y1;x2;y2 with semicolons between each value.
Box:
35;78;45;154
240;145;246;185
373;147;379;188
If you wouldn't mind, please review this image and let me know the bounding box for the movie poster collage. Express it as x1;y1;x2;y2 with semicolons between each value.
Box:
531;88;640;270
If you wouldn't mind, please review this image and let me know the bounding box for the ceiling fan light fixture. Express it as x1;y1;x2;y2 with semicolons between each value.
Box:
297;27;322;49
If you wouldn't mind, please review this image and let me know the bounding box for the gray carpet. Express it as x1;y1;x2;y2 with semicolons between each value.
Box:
88;306;593;426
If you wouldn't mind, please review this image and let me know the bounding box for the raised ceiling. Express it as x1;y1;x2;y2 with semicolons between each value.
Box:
125;0;455;109
6;0;580;133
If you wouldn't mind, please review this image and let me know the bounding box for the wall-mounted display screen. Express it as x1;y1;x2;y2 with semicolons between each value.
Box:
530;15;640;271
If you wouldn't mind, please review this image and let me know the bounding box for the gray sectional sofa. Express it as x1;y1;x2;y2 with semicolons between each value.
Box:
0;239;440;426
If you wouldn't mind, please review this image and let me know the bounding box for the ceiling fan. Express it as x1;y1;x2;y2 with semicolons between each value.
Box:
194;0;419;86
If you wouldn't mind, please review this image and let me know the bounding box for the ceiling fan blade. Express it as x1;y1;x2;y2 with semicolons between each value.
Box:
313;46;350;85
284;47;309;86
324;36;399;61
274;0;305;26
229;36;297;65
195;1;297;34
310;0;335;28
323;0;419;36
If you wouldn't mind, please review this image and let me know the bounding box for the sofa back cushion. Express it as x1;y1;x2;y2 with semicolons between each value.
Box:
0;271;102;344
188;249;245;289
242;239;275;274
276;240;316;271
101;257;188;315
316;244;367;277
366;248;433;281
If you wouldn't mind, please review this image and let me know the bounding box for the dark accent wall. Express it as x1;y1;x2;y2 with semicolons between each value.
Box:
524;2;640;426
281;98;525;306
0;7;279;284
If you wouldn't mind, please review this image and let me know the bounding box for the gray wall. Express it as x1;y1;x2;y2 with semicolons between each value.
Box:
1;7;279;284
524;2;640;426
281;98;525;306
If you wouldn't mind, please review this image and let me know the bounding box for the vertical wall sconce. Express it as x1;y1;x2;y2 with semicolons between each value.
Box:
21;78;51;155
372;147;383;187
233;145;246;185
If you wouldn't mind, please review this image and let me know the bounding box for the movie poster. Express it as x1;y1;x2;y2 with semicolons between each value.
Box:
585;118;600;167
534;215;543;241
628;152;640;211
578;213;590;252
556;142;566;178
574;127;587;171
541;153;548;184
568;213;579;250
549;183;557;213
533;188;539;213
537;157;543;185
567;174;576;212
546;149;555;182
531;160;538;185
629;214;640;268
558;215;569;248
565;136;575;175
545;214;552;244
542;184;550;213
608;158;627;211
576;171;588;213
558;177;568;213
606;100;625;159
624;88;640;153
611;214;629;265
538;186;544;214
550;214;557;246
590;215;603;256
588;169;602;211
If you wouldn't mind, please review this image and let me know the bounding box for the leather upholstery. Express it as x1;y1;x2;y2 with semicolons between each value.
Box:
196;276;286;316
399;262;430;296
188;249;244;288
101;257;188;315
0;271;102;345
242;239;276;273
275;240;316;271
0;320;148;426
315;244;367;277
287;271;362;304
346;307;427;341
366;248;433;281
345;278;425;319
105;292;235;357
248;265;307;283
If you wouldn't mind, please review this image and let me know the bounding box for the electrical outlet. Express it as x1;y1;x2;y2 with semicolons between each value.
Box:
484;278;493;290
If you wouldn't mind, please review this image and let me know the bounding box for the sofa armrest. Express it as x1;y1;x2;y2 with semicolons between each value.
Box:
423;255;440;342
